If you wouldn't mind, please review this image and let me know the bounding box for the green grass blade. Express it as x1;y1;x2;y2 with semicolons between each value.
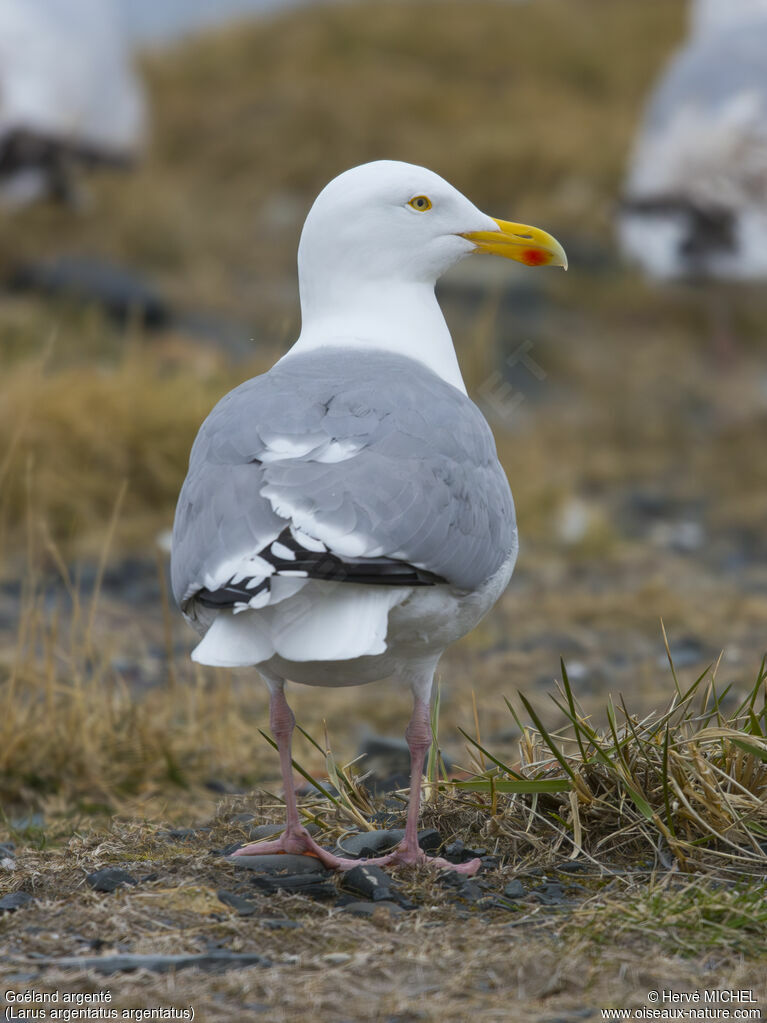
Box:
457;726;526;780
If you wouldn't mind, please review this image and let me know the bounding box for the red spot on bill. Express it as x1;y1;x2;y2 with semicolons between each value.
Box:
521;248;549;266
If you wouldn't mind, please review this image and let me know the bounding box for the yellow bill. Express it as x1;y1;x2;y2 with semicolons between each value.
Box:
462;218;567;269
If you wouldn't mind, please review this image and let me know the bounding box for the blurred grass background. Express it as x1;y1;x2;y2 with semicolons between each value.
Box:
1;0;766;819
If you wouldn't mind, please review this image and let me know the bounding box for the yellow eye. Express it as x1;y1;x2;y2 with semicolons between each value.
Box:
408;195;432;212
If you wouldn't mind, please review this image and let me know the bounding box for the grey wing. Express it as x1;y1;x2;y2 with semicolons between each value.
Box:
171;349;516;622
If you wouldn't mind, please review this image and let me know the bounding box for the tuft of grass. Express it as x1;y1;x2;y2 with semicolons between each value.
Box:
446;647;767;873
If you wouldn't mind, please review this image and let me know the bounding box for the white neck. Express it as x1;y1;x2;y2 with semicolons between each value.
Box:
286;279;466;394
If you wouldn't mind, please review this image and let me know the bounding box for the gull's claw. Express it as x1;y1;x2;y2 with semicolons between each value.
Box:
231;826;481;875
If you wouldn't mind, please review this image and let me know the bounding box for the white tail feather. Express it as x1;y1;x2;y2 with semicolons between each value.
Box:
192;583;408;667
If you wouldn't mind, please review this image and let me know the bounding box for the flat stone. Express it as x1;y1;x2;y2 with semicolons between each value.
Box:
244;823;283;842
530;882;568;905
25;951;271;974
85;868;138;893
216;890;257;916
556;860;589;873
503;880;526;899
335;828;441;859
339;864;414;909
0;892;34;912
443;839;487;863
163;827;210;840
230;854;335;899
228;854;329;875
340;900;404;918
439;872;484;903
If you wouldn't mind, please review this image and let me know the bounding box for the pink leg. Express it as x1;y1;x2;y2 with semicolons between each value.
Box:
233;685;480;875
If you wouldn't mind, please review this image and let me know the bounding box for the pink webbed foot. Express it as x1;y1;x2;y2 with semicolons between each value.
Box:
232;828;481;875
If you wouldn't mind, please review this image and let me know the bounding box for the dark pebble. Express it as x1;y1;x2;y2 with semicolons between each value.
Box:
530;882;567;905
229;854;329;875
217;890;257;916
341;864;397;902
86;868;138;893
0;892;34;912
230;854;335;899
340;900;405;918
503;880;526;899
556;861;588;873
340;864;415;909
335;828;441;859
443;839;487;863
0;842;16;857
439;873;483;904
163;827;210;840
28;951;272;974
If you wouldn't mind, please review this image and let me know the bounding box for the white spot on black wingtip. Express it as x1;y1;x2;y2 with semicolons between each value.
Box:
271;541;295;560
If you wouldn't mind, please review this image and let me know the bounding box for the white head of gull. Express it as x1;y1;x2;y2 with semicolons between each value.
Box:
171;160;566;873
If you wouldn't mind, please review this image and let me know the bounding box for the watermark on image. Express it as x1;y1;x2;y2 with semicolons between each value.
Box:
3;988;194;1021
600;988;761;1020
476;338;547;422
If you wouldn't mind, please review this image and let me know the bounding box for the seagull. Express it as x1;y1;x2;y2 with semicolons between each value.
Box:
618;0;767;281
0;0;145;207
171;160;566;874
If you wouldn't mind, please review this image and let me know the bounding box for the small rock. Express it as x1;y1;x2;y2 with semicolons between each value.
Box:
217;890;257;916
0;842;16;856
335;828;441;859
245;823;283;842
230;853;334;899
0;891;34;912
340;864;398;903
340;900;404;919
162;827;210;840
229;854;329;875
443;839;487;864
530;882;567;905
503;879;526;899
86;868;138;893
556;861;588;873
439;873;483;903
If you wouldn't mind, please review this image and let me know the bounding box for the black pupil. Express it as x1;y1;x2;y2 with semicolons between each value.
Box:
417;198;425;207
